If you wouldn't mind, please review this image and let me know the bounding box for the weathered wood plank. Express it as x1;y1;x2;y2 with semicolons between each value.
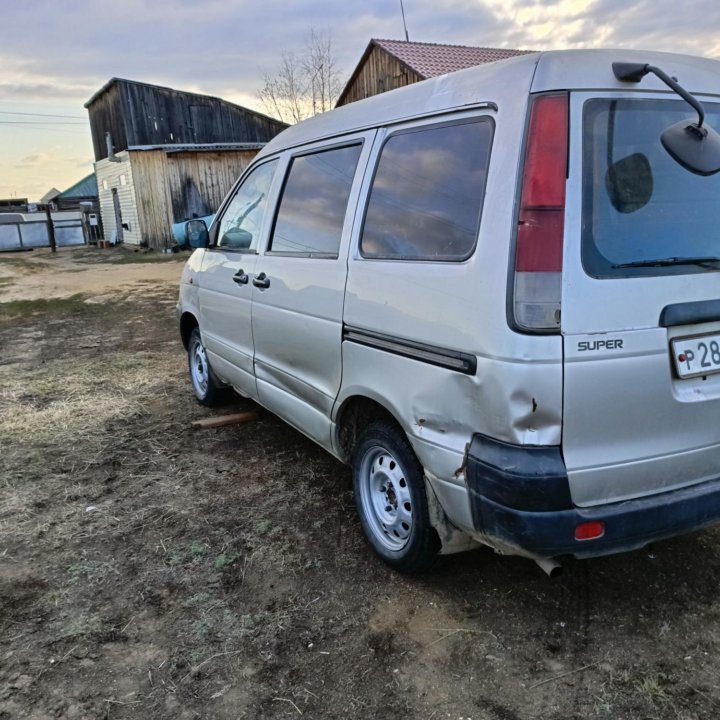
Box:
129;148;257;248
191;411;258;430
338;45;421;106
88;79;288;161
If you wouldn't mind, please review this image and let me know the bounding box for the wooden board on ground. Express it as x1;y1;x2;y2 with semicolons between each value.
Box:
191;411;258;430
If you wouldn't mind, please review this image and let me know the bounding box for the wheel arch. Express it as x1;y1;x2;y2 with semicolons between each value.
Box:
334;393;404;464
180;311;199;350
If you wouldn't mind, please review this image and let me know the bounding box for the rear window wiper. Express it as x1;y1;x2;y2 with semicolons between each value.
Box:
612;256;720;269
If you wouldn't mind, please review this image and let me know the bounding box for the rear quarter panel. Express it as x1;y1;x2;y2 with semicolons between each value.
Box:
339;73;564;489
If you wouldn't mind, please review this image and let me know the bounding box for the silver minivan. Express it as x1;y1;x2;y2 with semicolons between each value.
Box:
177;49;720;574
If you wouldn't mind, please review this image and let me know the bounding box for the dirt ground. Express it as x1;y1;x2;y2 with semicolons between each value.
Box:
2;246;720;720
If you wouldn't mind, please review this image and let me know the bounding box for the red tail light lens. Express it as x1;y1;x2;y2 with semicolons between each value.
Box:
575;521;605;541
513;93;569;330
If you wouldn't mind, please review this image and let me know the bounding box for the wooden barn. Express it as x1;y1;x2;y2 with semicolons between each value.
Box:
337;39;534;107
85;78;288;248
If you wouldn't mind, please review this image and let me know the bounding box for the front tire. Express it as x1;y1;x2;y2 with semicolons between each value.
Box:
187;327;229;406
353;421;440;572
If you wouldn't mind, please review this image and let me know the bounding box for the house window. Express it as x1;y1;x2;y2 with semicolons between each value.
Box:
102;180;108;191
119;174;127;186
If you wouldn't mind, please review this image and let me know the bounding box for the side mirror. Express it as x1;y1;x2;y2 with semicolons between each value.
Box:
612;61;720;176
186;219;209;248
661;121;720;177
220;228;253;249
605;153;653;213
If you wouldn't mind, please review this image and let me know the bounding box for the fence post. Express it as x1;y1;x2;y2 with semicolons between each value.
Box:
45;204;56;253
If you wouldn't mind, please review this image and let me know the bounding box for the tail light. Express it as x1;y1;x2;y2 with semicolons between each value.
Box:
513;93;569;331
575;521;605;541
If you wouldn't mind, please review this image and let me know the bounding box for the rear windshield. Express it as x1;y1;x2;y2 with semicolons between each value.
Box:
582;98;720;278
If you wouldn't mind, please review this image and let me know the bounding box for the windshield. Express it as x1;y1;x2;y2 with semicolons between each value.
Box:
582;97;720;278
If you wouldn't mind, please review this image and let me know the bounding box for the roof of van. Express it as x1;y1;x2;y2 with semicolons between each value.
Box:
259;49;720;157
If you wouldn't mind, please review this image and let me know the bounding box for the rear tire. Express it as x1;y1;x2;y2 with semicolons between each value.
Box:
187;327;229;406
353;421;440;572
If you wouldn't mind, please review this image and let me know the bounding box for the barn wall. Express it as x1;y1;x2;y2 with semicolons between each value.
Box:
119;82;286;148
87;80;287;162
337;46;422;106
87;83;128;162
95;152;143;245
129;149;258;249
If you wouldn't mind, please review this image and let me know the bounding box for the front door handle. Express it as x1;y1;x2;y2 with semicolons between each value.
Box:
233;269;248;285
252;272;270;289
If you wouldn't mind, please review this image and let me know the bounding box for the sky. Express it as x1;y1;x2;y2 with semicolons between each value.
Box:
1;0;720;201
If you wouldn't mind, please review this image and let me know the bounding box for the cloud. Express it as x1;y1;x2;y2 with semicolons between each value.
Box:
0;0;718;109
0;81;95;101
483;0;720;56
14;153;51;168
0;0;517;108
2;0;720;200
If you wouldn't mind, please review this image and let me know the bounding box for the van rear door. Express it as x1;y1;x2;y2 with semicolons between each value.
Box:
561;93;720;508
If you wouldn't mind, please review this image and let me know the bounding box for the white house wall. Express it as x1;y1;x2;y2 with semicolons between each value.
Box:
95;151;142;245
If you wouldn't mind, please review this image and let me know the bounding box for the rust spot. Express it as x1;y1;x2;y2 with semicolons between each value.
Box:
454;441;471;479
418;418;426;425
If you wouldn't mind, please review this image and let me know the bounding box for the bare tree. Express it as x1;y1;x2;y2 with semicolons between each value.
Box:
259;29;343;124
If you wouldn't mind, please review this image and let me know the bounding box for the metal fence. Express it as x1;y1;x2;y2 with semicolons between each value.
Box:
0;212;86;252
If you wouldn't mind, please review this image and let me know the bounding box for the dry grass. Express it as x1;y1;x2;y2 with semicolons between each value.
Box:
0;294;95;321
0;350;168;548
3;246;720;720
0;354;157;446
72;247;188;265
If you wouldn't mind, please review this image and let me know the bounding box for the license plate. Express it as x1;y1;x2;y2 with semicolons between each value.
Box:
672;333;720;378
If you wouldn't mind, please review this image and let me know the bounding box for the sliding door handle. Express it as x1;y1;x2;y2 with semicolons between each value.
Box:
252;272;270;289
232;269;249;285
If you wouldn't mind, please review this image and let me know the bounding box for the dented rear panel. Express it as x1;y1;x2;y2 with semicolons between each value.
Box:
339;69;565;532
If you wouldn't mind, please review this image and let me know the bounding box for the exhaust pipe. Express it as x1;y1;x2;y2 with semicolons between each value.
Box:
535;557;563;578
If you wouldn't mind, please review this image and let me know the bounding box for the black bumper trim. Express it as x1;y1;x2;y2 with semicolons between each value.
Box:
474;476;720;558
466;433;720;558
466;434;572;514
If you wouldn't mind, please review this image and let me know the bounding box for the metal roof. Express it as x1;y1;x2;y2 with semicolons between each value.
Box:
58;173;97;199
373;38;535;78
39;188;61;204
337;38;535;105
128;142;266;153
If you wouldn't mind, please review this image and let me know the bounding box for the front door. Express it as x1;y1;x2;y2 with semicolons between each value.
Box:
197;159;280;400
250;136;373;447
111;188;123;243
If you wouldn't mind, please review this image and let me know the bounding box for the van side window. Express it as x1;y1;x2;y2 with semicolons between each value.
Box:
216;160;278;252
360;119;493;261
269;144;362;256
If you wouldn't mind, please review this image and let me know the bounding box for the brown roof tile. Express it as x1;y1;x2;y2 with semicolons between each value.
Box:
373;38;536;79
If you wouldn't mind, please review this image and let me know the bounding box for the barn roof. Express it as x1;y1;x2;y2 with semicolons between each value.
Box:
128;142;266;153
337;38;535;105
58;173;97;199
84;77;283;127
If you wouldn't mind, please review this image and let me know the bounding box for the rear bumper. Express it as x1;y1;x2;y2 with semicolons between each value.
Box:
466;434;720;559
